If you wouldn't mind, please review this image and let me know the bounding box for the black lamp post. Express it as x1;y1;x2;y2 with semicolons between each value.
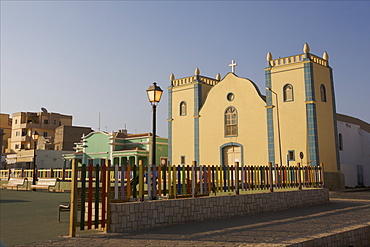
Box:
32;131;39;187
266;87;283;167
146;82;163;200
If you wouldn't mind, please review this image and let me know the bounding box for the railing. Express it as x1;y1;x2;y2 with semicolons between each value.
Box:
270;53;328;67
0;168;73;181
69;159;111;237
64;160;323;201
172;76;219;87
271;54;305;66
1;161;323;194
67;158;324;236
108;162;323;200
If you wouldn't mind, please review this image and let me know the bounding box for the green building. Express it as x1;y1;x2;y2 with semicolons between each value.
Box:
63;130;168;167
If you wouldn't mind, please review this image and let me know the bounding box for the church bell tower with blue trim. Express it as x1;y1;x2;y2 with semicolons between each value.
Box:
264;44;340;181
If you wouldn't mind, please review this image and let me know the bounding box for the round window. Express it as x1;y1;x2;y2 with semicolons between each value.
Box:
227;93;235;101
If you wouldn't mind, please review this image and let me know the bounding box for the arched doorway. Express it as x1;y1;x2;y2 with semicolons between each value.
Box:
221;143;243;167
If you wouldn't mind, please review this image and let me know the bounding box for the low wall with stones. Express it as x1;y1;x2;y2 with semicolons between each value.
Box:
110;188;329;233
287;224;370;247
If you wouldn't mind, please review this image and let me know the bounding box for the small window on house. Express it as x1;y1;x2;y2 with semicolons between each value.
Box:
227;93;235;101
339;133;343;151
225;107;237;136
181;156;185;165
44;119;49;124
180;102;187;116
43;132;48;137
54;120;57;124
16;131;20;136
320;84;327;102
283;84;294;102
59;121;61;126
15;144;19;149
288;150;295;161
15;119;18;124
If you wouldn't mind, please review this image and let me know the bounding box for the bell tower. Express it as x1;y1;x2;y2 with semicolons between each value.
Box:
168;69;220;165
265;43;342;188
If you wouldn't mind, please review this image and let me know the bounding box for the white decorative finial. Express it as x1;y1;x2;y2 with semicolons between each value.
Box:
216;73;221;81
170;73;175;81
229;60;238;73
266;52;272;61
303;43;310;53
195;68;200;75
323;51;329;60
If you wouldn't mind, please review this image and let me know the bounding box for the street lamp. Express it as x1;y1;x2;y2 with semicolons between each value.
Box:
146;82;163;200
266;87;283;167
32;131;39;187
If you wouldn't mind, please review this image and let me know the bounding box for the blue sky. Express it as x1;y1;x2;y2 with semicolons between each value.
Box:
1;1;369;137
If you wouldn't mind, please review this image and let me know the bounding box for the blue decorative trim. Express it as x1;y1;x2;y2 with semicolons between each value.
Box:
168;88;172;165
265;69;275;165
304;62;319;166
194;83;201;165
329;69;340;170
306;103;319;166
219;142;244;167
304;62;316;102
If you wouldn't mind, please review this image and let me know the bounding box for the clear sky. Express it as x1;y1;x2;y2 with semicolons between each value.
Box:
1;1;369;137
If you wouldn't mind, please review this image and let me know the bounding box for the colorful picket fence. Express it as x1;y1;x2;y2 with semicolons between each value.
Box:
69;159;112;237
68;158;324;236
109;162;323;200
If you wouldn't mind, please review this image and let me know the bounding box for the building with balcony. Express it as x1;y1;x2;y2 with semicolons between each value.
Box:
10;108;72;152
0;113;12;168
4;108;92;169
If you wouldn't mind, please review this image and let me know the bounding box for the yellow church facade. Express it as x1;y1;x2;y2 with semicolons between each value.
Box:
168;44;343;189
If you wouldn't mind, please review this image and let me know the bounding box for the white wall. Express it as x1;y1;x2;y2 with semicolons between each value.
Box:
337;121;370;187
36;150;74;168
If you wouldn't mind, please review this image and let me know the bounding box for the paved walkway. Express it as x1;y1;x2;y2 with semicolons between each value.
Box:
13;190;370;247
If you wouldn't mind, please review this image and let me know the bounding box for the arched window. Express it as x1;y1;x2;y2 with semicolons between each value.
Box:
180;101;186;116
225;107;237;136
339;133;343;151
283;84;294;102
320;84;327;102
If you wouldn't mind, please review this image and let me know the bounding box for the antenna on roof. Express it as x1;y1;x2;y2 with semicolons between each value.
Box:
98;112;101;131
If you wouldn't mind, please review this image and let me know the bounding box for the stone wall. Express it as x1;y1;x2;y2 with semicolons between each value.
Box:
287;224;370;247
110;188;329;233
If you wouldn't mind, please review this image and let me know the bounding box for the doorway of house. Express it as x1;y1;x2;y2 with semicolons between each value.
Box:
222;145;241;166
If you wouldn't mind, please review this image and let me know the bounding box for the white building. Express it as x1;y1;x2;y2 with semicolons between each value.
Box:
337;114;370;187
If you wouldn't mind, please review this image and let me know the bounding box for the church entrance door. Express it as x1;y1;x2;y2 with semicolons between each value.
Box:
223;145;241;166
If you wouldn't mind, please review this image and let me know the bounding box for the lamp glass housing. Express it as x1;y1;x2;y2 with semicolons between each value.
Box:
146;83;163;103
32;131;39;141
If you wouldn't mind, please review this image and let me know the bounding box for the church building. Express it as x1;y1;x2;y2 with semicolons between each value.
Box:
168;44;344;189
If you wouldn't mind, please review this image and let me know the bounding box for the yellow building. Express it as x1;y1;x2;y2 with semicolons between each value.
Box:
10;108;72;152
169;44;343;189
0;113;12;154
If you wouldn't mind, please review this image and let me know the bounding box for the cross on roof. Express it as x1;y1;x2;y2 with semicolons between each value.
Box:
229;60;238;73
